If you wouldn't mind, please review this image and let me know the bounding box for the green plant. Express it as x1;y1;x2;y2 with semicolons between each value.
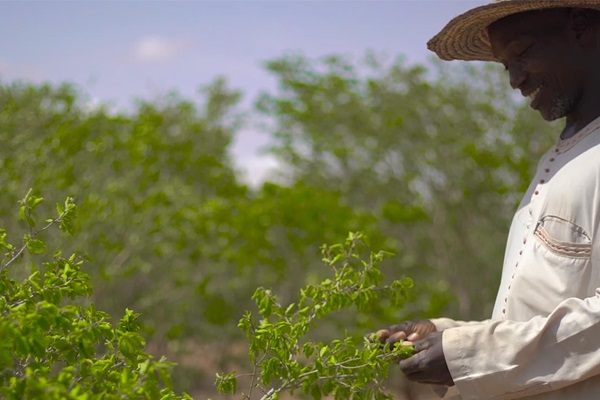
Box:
216;233;414;399
0;190;189;399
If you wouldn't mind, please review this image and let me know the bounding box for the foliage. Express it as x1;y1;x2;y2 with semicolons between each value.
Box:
216;233;414;399
258;54;559;320
0;81;389;345
0;192;188;399
194;183;390;333
0;80;247;342
0;52;562;397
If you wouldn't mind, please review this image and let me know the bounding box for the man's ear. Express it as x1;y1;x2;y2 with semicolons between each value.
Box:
569;8;597;47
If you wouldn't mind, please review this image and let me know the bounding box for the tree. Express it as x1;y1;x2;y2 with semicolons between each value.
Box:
0;80;396;396
0;80;244;342
257;53;558;320
0;52;562;397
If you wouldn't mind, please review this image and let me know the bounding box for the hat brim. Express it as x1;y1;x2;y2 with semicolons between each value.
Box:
427;0;600;62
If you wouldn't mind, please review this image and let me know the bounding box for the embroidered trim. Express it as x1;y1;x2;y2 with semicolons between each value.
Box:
556;116;600;154
534;226;592;258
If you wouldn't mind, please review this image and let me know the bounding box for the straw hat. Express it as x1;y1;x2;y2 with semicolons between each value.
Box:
427;0;600;62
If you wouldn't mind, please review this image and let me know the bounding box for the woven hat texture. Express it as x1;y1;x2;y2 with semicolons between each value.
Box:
427;0;600;62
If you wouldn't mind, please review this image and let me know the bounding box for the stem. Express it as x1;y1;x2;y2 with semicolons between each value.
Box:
1;244;28;273
244;342;271;399
259;388;275;400
248;361;258;399
1;217;59;272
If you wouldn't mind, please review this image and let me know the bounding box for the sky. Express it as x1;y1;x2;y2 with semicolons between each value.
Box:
1;0;488;185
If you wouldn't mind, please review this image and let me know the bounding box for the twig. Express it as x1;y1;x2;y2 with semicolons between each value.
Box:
1;216;61;272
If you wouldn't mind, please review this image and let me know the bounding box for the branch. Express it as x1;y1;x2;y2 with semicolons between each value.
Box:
1;211;68;272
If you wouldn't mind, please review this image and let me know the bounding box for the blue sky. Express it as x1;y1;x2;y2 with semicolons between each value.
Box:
2;0;488;184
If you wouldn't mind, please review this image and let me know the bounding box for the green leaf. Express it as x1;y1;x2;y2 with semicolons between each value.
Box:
118;331;146;360
26;239;46;254
319;345;329;358
215;372;237;394
27;196;44;209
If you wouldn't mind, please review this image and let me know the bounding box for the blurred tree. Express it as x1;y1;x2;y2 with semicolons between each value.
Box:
0;80;394;396
257;53;558;321
0;79;245;341
0;53;563;397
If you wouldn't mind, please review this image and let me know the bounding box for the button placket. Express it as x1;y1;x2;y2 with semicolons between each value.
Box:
503;151;555;316
501;122;598;316
503;142;568;316
532;149;557;198
503;225;529;315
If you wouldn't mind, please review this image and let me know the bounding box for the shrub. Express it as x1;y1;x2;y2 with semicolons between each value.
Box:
0;190;189;400
216;233;414;399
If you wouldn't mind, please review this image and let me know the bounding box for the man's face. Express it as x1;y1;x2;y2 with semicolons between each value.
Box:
488;9;588;121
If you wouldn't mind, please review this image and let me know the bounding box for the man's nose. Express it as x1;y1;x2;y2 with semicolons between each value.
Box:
508;63;527;90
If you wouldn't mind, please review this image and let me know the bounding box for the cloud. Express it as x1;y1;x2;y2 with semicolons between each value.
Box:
235;155;281;188
134;36;185;63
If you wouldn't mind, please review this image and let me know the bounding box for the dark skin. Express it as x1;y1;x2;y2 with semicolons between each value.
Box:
376;7;600;387
374;320;453;386
489;8;600;138
374;320;452;386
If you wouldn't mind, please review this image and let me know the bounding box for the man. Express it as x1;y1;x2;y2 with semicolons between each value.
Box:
376;1;600;399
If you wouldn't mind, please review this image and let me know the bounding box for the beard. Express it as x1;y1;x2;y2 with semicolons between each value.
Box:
542;92;576;121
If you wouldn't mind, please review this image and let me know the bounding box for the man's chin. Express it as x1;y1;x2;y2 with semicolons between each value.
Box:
538;98;574;122
539;111;563;122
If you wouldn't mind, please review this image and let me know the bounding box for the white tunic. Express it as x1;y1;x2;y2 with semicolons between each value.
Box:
433;116;600;400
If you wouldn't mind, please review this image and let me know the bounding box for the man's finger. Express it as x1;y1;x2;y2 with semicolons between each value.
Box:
412;338;432;353
386;331;407;344
398;349;425;374
366;329;391;343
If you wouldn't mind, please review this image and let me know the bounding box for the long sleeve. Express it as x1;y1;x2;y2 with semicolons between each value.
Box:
431;318;491;331
444;292;600;399
441;118;600;400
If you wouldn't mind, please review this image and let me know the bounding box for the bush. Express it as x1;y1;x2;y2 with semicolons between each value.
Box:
0;191;189;399
216;233;414;399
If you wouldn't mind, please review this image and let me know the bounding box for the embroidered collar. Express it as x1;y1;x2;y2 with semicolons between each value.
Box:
556;116;600;154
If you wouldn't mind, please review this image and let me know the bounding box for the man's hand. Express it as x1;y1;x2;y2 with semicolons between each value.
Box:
368;320;453;386
399;331;454;386
371;319;437;345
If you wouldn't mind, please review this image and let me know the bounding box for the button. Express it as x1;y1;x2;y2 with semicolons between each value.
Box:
519;251;523;255
545;168;550;173
534;190;539;195
508;285;511;290
555;148;559;153
550;158;555;162
503;309;506;314
523;238;527;244
540;179;545;184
